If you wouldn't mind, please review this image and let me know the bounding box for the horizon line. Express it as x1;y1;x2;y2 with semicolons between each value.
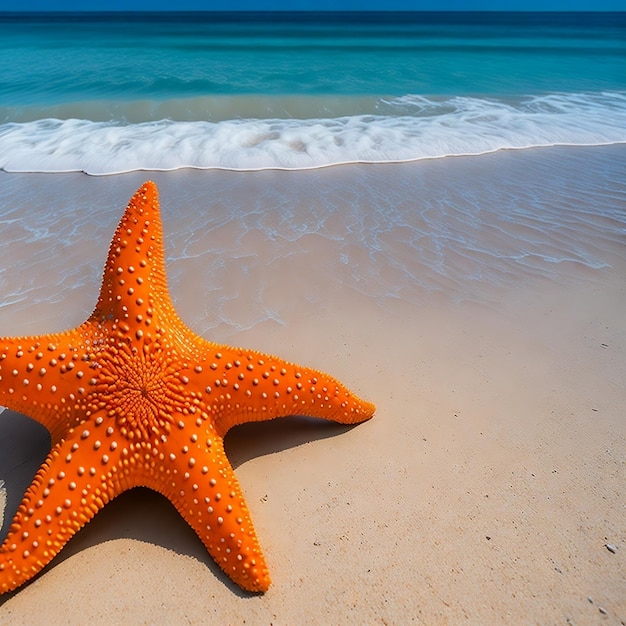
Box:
1;9;625;13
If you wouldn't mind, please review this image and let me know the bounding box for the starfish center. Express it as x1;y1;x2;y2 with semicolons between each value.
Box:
88;336;186;439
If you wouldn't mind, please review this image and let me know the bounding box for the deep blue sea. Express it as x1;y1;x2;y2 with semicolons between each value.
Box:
0;11;625;174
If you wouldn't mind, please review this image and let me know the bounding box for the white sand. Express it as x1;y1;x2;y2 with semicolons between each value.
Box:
0;152;624;623
1;273;624;624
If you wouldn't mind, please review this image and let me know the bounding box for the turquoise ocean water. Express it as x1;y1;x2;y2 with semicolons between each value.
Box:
0;11;625;326
0;11;625;173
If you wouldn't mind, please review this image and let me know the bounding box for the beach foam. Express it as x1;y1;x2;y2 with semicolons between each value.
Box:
1;93;625;175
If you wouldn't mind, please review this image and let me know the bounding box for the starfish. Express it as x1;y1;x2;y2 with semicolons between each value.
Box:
0;182;375;594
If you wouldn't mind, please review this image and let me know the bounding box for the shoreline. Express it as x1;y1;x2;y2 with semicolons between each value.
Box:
2;140;626;176
0;147;625;623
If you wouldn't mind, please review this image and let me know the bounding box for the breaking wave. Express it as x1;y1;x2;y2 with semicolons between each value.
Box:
1;92;625;175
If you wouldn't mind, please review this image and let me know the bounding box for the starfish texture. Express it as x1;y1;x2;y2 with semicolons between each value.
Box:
0;182;375;594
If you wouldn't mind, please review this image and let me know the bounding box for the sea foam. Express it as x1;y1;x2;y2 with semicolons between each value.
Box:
1;93;625;175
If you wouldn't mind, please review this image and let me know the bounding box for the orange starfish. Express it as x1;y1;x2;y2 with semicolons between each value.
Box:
0;182;374;594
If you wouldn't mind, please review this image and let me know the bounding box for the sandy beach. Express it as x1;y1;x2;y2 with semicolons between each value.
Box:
0;146;624;623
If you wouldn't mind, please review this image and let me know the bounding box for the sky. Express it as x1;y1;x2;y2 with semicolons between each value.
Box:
4;0;626;10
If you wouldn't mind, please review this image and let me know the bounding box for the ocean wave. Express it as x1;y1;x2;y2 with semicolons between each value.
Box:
1;92;625;175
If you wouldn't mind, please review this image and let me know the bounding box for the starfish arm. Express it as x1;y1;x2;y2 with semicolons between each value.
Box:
141;418;271;593
0;328;97;443
89;179;184;337
0;414;129;593
193;345;376;436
